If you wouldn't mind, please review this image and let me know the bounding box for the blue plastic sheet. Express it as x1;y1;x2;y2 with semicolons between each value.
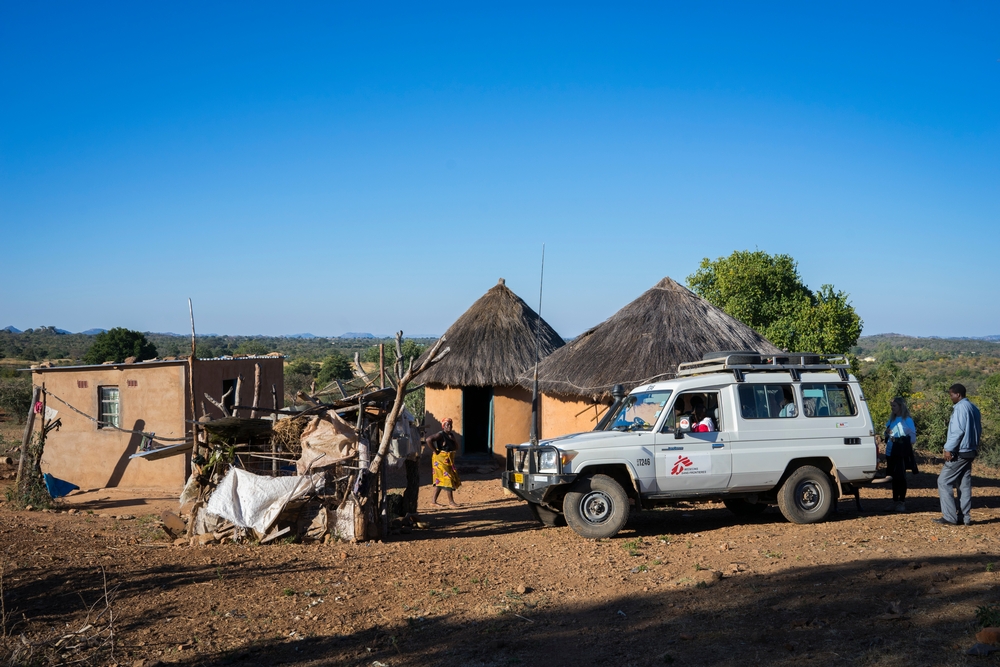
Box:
43;473;79;499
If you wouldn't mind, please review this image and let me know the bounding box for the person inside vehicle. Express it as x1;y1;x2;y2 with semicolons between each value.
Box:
778;388;798;418
689;395;716;432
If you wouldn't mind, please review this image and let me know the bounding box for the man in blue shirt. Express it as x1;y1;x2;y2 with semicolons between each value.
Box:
935;384;982;526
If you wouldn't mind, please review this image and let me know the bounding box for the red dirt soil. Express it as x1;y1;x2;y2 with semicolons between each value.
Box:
2;457;1000;667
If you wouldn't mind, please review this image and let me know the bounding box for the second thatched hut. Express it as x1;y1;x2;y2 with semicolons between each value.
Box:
421;278;564;457
524;276;781;437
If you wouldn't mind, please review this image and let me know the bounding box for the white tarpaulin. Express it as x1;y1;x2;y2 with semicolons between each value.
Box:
387;407;421;468
205;467;325;536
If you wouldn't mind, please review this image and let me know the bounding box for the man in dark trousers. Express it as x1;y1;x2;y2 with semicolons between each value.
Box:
935;384;982;526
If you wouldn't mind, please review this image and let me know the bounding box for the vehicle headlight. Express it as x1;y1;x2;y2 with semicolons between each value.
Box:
538;450;558;472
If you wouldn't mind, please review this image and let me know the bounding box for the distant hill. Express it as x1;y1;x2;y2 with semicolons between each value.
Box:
2;326;21;333
339;332;375;339
855;334;1000;360
80;328;106;335
284;333;318;339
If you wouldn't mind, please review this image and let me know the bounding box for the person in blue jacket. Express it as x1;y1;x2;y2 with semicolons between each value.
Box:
884;397;916;513
935;384;982;526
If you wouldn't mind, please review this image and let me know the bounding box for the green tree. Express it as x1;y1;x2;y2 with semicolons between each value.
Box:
234;340;270;356
83;328;157;364
973;374;1000;467
859;361;912;433
361;339;427;367
317;352;354;385
686;250;863;353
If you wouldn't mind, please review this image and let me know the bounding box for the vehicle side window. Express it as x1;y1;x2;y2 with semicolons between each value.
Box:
801;383;857;417
738;384;797;419
661;392;722;432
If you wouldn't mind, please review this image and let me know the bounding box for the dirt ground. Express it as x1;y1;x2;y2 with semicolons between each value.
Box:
2;455;1000;667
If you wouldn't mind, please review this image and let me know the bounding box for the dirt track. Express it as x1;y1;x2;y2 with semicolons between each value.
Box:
2;459;1000;667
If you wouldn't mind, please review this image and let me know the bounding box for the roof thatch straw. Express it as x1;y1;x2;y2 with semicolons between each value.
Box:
522;277;781;401
418;278;564;388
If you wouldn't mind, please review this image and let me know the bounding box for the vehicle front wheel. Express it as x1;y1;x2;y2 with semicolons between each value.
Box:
723;498;768;517
563;474;630;539
777;465;834;524
527;501;566;527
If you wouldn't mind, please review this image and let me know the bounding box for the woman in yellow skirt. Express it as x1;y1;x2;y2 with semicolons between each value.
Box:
426;417;461;507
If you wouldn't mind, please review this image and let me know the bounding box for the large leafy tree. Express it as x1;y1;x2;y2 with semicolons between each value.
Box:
686;250;862;354
83;328;158;364
317;352;354;385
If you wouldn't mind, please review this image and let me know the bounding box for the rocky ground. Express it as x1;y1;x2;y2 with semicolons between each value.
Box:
2;455;1000;667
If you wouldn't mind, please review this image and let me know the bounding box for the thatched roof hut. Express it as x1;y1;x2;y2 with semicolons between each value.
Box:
419;278;564;387
524;277;781;403
421;278;564;456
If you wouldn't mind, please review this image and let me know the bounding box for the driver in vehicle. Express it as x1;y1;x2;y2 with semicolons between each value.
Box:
690;395;716;432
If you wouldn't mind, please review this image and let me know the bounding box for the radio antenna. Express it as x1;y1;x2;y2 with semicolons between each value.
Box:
530;244;545;446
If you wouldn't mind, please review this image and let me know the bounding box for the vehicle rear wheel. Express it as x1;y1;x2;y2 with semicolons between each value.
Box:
777;465;834;524
563;474;630;539
723;498;768;517
527;501;566;527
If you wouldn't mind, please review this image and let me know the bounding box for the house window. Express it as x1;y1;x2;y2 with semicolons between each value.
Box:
98;386;120;428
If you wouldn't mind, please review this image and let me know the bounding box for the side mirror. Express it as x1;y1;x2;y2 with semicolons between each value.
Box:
674;414;693;439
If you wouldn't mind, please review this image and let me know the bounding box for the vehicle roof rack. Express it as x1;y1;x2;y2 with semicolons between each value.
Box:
677;352;851;382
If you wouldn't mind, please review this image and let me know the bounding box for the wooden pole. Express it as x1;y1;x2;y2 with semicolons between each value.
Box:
188;298;200;459
233;375;243;418
251;363;261;419
379;344;385;389
271;383;277;410
15;386;40;486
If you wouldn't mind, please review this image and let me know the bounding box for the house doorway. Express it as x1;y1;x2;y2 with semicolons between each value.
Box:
462;387;493;455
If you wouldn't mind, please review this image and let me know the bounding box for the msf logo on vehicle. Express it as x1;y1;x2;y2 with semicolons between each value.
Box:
670;455;694;475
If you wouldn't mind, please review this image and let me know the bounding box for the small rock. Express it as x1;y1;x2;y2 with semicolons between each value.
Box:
24;505;33;511
976;627;1000;645
161;510;186;537
195;533;217;546
967;643;998;656
173;538;188;547
67;508;78;514
926;586;941;595
133;660;146;667
516;584;531;595
341;552;348;560
99;513;109;518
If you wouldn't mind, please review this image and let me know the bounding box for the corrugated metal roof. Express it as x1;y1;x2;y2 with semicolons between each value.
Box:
20;355;285;372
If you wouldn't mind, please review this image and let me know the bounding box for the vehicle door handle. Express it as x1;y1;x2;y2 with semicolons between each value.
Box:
712;443;725;449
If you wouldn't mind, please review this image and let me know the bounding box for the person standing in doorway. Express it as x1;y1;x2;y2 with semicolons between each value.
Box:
884;397;916;513
936;384;982;526
427;418;461;507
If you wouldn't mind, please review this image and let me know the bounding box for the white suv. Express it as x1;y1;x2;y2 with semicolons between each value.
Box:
502;352;878;539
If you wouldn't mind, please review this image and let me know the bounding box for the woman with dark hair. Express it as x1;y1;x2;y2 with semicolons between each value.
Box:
426;418;461;507
885;397;917;513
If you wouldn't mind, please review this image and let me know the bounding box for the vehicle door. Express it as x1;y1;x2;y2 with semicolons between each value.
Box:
653;389;732;492
598;387;670;493
730;381;803;489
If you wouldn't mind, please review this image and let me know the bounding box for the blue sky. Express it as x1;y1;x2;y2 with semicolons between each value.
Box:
1;2;998;339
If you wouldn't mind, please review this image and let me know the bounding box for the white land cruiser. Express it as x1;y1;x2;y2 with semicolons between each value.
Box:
502;352;878;539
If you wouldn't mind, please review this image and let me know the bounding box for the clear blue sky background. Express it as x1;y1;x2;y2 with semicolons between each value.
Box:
2;2;998;339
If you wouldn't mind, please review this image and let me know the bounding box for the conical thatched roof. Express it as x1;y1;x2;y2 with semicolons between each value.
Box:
419;278;565;387
523;277;781;401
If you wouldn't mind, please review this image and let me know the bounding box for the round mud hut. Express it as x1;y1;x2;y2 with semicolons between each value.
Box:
523;276;781;437
421;278;564;457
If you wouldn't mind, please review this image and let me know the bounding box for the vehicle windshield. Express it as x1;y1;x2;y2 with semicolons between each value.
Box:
604;390;672;432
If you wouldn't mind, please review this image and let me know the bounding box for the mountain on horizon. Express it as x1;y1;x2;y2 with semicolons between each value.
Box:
2;326;21;333
284;333;318;339
80;328;106;335
339;332;375;338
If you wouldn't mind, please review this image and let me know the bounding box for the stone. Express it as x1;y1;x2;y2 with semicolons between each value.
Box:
967;643;998;656
195;533;217;546
67;508;78;514
976;627;1000;645
161;510;186;537
173;538;188;547
515;584;531;595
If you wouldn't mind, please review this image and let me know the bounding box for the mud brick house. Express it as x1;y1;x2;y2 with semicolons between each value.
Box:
28;356;283;491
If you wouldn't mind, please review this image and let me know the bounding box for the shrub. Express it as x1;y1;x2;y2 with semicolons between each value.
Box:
0;376;32;423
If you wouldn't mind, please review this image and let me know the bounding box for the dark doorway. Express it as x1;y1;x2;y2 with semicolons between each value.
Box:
223;379;237;414
462;387;493;455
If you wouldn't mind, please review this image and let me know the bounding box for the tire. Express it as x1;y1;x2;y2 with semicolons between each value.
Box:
563;474;630;539
777;465;834;524
527;501;566;527
723;498;768;517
